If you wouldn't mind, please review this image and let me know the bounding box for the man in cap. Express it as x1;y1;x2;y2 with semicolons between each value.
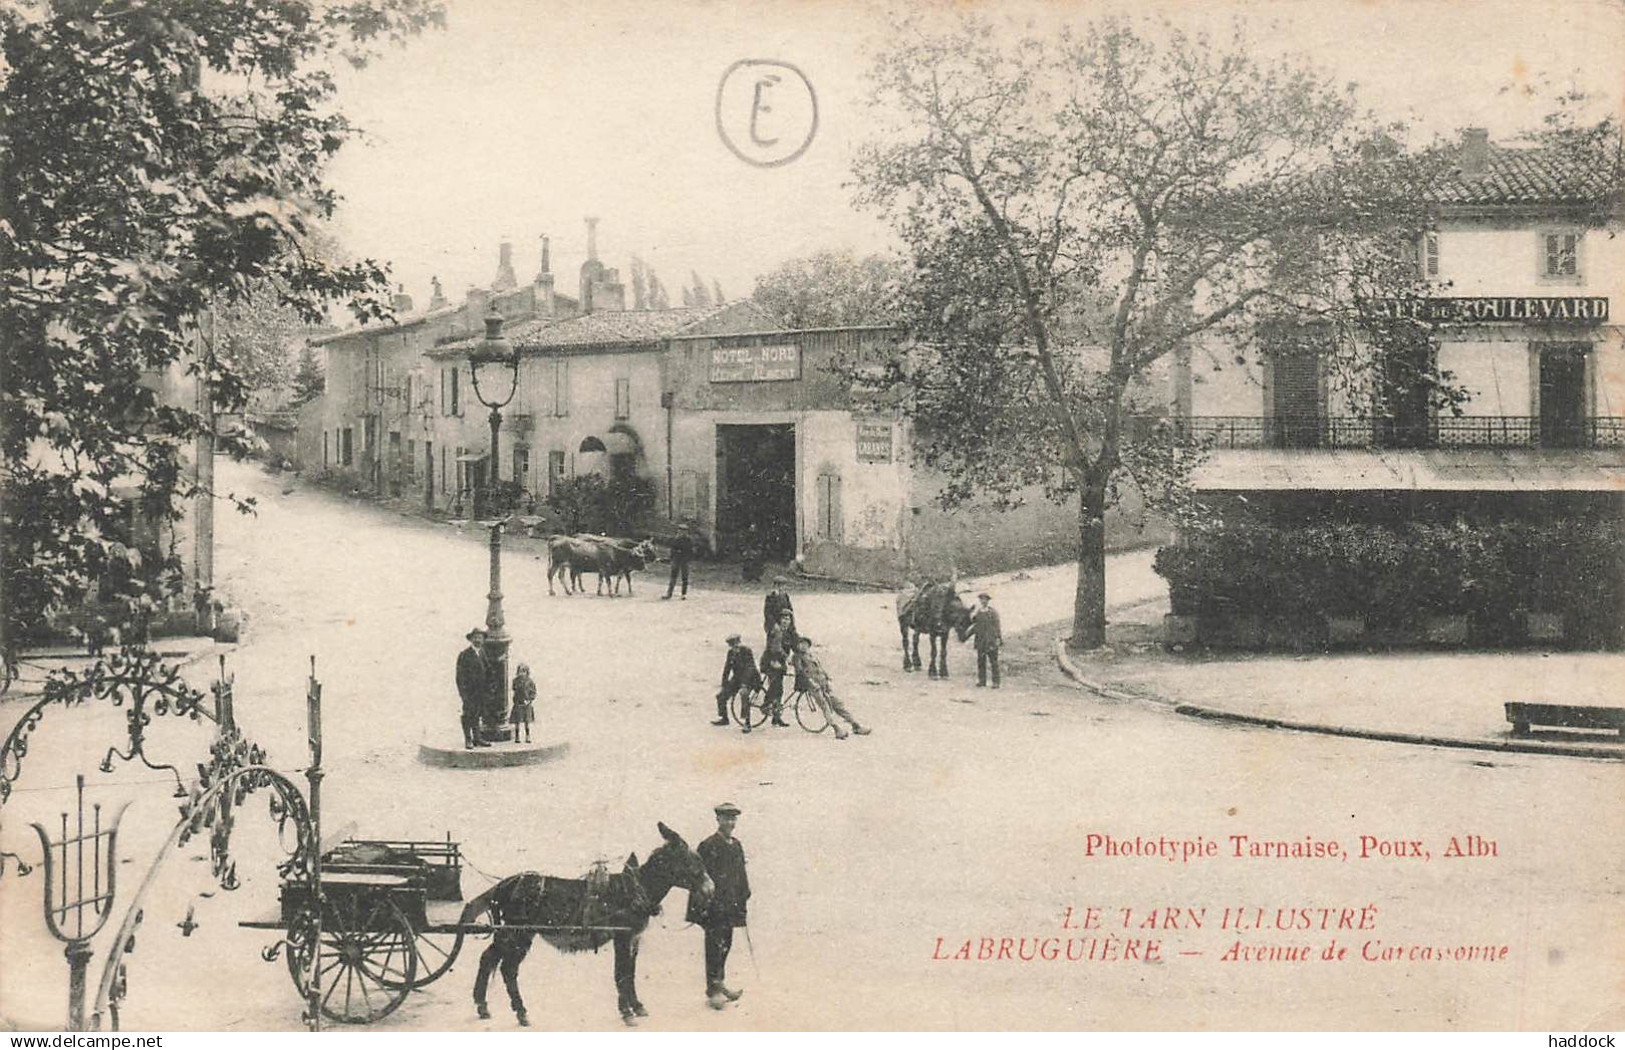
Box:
687;803;750;1008
715;633;762;731
971;591;1003;688
762;575;794;640
456;628;490;749
759;608;797;727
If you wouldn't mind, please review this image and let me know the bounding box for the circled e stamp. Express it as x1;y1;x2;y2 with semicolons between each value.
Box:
716;59;818;168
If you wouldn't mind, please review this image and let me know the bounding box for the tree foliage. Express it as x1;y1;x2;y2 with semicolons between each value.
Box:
848;14;1452;645
1;0;444;645
752;248;904;329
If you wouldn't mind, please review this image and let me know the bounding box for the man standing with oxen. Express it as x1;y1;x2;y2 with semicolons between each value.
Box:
688;803;750;1009
457;627;489;749
664;520;697;600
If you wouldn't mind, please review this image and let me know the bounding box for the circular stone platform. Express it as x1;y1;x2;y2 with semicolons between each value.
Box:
417;735;570;769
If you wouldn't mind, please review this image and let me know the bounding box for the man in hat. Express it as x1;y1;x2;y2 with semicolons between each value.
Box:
456;628;490;749
687;803;749;1008
663;521;697;600
762;576;794;640
794;635;871;740
715;633;762;731
971;591;1003;688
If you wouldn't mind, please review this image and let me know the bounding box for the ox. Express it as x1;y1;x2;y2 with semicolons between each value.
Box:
546;535;656;596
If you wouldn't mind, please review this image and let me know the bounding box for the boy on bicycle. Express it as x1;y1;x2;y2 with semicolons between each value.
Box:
715;633;762;732
792;636;871;740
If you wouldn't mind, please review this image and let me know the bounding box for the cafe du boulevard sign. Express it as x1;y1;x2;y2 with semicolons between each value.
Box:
1366;296;1610;324
709;344;802;382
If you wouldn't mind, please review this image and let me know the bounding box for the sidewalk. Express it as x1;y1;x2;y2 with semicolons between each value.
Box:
1055;623;1625;761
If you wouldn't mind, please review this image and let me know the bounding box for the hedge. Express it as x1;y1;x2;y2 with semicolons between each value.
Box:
1154;519;1625;643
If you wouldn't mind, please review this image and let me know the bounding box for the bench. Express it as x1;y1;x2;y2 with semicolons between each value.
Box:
1504;702;1625;738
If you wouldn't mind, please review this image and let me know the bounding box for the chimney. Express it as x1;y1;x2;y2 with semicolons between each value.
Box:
465;286;491;332
427;276;447;311
585;216;599;262
1460;127;1490;177
492;240;518;291
391;282;415;314
534;235;556;317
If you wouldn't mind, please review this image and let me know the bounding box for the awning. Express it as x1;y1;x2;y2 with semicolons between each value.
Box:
1191;449;1625;492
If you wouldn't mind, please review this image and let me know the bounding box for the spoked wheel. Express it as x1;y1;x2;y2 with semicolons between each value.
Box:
794;691;830;733
390;925;465;990
729;689;769;730
287;893;418;1024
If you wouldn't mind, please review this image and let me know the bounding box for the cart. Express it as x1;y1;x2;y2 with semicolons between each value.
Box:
241;836;477;1024
241;836;636;1025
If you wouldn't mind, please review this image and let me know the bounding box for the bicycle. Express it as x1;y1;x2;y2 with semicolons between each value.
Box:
727;685;830;734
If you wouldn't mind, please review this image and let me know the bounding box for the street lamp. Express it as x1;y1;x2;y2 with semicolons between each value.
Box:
468;309;520;743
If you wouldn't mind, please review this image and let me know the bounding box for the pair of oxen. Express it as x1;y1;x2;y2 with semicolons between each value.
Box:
544;534;658;596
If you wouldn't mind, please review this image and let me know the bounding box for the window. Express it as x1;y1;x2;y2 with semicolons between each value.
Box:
513;444;530;486
406;438;416;481
677;470;701;520
340;427;354;466
403;374;414;415
440;445;447;495
1541;230;1580;281
548;450;567;495
1421;232;1439;278
450;367;461;416
323;431;329;467
551;360;570;417
614;377;631;420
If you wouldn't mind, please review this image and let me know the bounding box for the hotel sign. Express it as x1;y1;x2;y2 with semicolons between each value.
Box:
709;344;802;383
856;420;893;463
1366;297;1609;323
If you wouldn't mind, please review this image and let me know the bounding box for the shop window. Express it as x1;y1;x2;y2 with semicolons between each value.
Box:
1540;230;1581;282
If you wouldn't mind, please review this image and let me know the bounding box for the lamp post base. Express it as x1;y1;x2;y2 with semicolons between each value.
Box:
480;724;514;744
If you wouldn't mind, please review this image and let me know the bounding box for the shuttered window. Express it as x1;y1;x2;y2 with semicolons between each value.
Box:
1543;231;1579;279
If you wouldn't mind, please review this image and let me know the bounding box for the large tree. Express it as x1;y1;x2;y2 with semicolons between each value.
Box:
851;15;1449;647
752;248;902;329
1;0;443;648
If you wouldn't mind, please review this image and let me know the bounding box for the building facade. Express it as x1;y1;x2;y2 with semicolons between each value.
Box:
1165;129;1625;644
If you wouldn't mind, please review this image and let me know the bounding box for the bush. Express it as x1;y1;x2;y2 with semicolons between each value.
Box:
545;473;657;535
1153;518;1624;644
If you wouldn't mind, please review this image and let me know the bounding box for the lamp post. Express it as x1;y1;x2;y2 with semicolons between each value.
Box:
468;309;520;742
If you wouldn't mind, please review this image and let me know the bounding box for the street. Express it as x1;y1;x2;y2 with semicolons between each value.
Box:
3;457;1622;1032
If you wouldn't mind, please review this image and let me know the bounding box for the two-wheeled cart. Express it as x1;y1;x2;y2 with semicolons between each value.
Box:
241;837;632;1025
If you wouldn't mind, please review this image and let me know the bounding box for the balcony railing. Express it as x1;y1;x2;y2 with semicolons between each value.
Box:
1144;415;1625;450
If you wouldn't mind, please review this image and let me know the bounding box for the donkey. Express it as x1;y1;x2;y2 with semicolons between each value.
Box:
897;579;974;678
465;822;712;1027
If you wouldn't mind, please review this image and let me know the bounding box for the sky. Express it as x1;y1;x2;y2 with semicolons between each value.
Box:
321;0;1625;314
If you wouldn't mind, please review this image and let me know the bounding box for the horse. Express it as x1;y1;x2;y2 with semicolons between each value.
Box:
465;822;713;1027
897;579;973;677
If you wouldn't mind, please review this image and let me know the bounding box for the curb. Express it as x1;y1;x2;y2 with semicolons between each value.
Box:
1054;639;1624;762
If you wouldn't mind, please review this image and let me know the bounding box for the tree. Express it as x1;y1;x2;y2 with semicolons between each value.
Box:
646;268;670;309
629;255;649;309
850;14;1451;648
291;344;326;406
689;271;713;307
752;248;903;328
1;0;443;650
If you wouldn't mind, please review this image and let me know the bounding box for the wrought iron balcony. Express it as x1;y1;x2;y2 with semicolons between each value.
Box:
1144;415;1625;450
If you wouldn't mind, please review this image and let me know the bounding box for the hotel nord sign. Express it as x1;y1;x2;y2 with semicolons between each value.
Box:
1366;296;1610;323
709;344;802;382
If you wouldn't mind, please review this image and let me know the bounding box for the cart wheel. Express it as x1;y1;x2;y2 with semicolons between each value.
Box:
393;926;465;990
794;691;830;733
729;689;769;730
287;894;418;1024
